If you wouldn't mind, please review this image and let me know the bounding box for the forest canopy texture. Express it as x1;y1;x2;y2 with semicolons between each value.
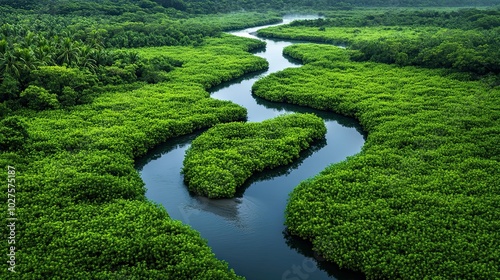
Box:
1;0;499;279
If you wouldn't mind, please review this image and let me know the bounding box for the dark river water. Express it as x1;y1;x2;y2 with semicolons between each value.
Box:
136;15;366;280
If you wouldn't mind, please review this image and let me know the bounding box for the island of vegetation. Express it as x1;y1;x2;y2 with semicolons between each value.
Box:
182;113;327;198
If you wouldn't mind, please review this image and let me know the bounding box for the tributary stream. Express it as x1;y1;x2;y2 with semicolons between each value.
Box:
136;15;366;280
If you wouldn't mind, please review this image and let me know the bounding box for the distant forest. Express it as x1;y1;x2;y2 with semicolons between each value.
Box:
1;0;500;15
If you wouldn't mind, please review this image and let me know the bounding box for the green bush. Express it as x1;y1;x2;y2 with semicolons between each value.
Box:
19;199;243;279
98;65;138;84
30;66;97;94
30;66;97;106
0;74;20;102
20;85;60;110
0;116;29;151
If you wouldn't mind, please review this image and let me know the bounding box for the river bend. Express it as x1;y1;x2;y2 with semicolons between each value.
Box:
136;15;366;280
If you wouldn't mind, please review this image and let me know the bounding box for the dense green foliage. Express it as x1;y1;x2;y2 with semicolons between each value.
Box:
19;200;245;279
132;35;267;89
0;116;28;151
258;8;500;76
0;26;272;278
306;8;500;29
252;43;500;279
0;9;277;108
2;1;500;278
0;0;167;15
182;113;326;198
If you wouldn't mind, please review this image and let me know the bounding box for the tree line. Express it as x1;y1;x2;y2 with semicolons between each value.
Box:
1;0;499;15
259;8;500;78
0;10;278;113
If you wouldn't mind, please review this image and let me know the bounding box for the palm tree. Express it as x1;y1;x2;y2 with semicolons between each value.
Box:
87;29;105;51
0;51;22;79
94;48;113;67
16;48;38;73
78;45;97;72
0;39;7;57
126;51;140;64
21;31;38;49
57;37;81;66
34;38;56;66
2;47;38;86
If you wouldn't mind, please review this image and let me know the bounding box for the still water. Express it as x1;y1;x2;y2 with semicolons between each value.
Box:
136;15;366;280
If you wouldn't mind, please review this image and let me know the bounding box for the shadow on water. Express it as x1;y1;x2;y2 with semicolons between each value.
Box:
233;137;327;197
208;69;268;93
283;230;367;280
135;130;204;171
252;94;367;139
184;195;247;228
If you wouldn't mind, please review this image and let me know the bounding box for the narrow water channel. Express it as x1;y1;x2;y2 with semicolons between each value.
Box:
136;15;366;280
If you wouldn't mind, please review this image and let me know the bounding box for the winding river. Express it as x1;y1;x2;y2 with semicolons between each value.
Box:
135;15;366;280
